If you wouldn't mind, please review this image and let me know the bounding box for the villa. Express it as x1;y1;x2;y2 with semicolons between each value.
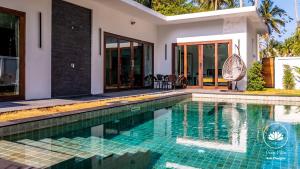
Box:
0;1;300;169
0;0;267;101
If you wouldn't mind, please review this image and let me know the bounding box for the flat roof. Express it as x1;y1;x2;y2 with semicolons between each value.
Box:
96;0;268;33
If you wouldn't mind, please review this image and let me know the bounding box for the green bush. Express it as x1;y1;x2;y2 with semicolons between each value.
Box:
294;66;300;82
247;62;265;91
283;65;295;89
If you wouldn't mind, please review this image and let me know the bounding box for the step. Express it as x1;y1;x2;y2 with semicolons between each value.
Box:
57;137;114;157
17;139;95;160
75;136;148;154
41;138;113;158
60;137;126;156
0;140;73;168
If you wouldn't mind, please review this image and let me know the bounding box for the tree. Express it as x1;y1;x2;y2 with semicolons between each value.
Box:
134;0;152;8
258;0;292;34
283;65;295;90
257;0;292;58
192;0;239;11
247;62;265;91
151;0;199;16
260;37;281;58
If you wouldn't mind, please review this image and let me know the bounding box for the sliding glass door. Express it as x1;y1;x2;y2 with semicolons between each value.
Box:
217;44;229;86
203;44;215;86
133;42;143;88
104;33;154;91
105;36;118;90
173;41;231;89
119;39;131;89
187;45;199;86
0;7;25;100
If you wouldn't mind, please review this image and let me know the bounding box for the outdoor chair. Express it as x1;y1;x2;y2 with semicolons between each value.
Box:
144;75;156;88
176;75;188;89
162;75;169;90
154;74;164;89
222;54;246;90
166;75;177;90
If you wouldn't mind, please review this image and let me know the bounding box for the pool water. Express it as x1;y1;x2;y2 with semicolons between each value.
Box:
1;99;300;169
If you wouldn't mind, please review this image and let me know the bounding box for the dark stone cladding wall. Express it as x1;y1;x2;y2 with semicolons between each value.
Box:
51;0;92;97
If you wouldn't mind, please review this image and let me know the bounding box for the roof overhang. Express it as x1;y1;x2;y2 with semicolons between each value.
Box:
94;0;268;33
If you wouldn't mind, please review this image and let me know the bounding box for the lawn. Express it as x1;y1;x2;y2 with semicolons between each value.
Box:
244;88;300;96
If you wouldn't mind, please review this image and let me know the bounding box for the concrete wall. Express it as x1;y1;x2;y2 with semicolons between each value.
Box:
0;0;157;99
275;57;300;89
155;17;249;90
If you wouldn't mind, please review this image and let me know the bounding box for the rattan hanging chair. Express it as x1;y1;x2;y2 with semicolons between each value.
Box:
222;53;247;90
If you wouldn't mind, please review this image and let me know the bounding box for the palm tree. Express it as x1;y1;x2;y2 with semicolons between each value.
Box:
295;0;299;27
193;0;239;11
258;0;291;34
260;37;281;58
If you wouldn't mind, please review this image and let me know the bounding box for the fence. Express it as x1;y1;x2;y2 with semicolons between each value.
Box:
262;57;275;88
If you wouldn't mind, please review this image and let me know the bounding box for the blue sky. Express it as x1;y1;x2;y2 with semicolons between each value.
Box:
272;0;298;42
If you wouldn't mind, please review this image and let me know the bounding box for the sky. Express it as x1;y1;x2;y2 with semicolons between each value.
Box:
272;0;298;42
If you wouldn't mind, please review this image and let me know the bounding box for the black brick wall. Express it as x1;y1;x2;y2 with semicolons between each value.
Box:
52;0;91;97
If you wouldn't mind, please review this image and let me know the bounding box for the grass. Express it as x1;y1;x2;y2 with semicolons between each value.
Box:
0;94;161;122
244;88;300;96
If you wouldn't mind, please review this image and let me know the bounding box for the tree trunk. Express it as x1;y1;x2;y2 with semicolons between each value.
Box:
295;0;299;25
240;0;243;7
215;0;218;10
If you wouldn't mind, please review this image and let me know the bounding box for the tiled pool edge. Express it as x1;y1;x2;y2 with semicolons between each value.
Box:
192;93;300;105
0;93;190;137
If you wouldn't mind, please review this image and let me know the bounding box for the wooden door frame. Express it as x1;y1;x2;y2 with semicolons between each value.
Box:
0;6;25;101
103;32;154;92
172;40;232;89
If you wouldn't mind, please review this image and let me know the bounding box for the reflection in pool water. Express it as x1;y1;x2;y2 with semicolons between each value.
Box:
1;99;300;169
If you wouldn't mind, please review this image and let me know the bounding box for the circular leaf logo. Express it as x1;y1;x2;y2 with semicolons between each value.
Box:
263;123;288;149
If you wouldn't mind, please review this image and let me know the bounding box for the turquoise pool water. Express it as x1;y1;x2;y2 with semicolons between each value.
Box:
1;99;300;169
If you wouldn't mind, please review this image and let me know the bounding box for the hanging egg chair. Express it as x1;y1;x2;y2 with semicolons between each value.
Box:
222;53;247;90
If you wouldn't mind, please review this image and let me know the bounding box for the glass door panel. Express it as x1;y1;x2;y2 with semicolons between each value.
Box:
203;44;215;86
144;44;153;87
174;46;184;77
187;45;199;86
119;39;131;89
105;36;118;90
0;12;20;96
133;42;143;88
218;43;229;86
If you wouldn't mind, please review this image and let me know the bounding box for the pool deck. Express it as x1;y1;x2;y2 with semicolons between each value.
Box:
1;89;300;113
0;89;172;113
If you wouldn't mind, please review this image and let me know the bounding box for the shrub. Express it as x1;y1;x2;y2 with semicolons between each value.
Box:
293;66;300;82
247;62;265;91
283;65;295;89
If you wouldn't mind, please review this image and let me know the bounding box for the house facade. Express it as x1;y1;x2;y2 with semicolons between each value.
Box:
0;0;267;100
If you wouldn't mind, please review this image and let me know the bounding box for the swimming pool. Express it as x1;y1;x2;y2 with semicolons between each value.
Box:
1;98;299;169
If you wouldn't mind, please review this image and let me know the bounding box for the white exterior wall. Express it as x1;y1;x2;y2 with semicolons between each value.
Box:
275;57;300;89
0;0;157;100
156;17;249;90
246;19;259;67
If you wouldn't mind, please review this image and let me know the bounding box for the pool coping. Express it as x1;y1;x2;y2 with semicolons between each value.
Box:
192;93;300;103
0;92;191;128
1;91;300;129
